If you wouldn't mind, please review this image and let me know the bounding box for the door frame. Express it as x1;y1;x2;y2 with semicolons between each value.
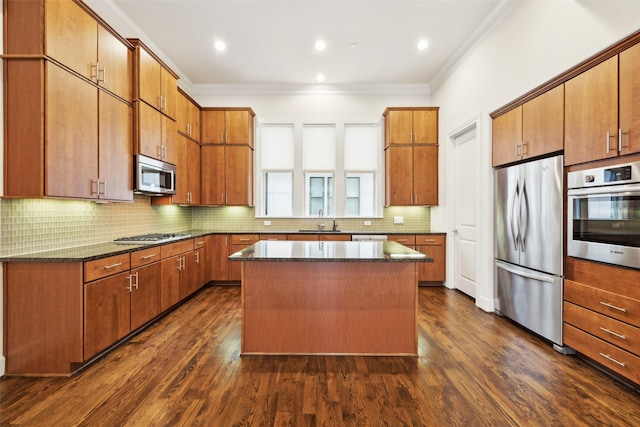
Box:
446;114;494;312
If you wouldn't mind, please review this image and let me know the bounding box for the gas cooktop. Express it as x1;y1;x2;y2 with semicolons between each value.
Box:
114;233;191;245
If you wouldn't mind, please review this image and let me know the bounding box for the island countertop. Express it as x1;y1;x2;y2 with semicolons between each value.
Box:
228;240;431;262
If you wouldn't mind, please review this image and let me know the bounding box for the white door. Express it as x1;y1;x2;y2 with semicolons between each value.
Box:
451;123;479;298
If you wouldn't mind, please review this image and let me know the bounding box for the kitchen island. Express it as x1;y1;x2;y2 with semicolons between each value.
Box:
229;240;429;356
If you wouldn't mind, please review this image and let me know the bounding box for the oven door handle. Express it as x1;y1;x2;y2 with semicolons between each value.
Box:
568;184;640;197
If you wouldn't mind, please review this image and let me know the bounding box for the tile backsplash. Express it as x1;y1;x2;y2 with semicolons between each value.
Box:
0;196;431;256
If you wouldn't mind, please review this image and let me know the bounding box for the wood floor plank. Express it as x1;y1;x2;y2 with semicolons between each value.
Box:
1;285;640;426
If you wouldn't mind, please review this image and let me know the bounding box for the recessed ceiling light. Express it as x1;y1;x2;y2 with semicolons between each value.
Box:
214;40;227;52
316;73;326;83
315;40;326;51
417;39;429;51
350;42;358;48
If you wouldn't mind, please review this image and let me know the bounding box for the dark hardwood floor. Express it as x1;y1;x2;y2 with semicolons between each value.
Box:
1;285;639;426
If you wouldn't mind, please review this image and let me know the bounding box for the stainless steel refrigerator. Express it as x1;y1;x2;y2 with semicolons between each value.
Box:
495;154;564;349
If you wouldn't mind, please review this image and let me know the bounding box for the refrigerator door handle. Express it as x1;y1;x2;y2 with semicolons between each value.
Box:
511;182;520;249
520;181;529;251
496;260;555;283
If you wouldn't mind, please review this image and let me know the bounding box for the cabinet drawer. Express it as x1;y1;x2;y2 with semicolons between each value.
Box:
231;234;260;245
161;239;194;259
415;234;445;245
388;235;416;245
319;234;352;241
566;257;640;300
564;301;640;355
84;253;130;282
564;324;640;385
565;280;640;327
193;237;208;248
260;234;287;241
131;247;161;268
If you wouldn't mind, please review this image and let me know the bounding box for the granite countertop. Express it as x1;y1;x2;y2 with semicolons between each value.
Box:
0;229;443;262
228;240;432;262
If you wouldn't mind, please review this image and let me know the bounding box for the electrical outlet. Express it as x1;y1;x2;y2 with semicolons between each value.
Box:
364;220;372;226
394;216;404;225
263;220;271;226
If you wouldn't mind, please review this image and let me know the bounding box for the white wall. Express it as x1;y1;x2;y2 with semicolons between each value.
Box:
431;0;640;312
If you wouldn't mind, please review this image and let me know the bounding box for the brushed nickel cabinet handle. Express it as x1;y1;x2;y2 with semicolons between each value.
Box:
90;63;98;81
133;272;139;289
599;327;626;340
141;254;157;260
98;66;105;84
104;262;123;269
599;352;626;367
600;301;627;312
126;274;133;292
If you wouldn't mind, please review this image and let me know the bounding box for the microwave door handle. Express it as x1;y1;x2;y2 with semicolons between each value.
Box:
511;182;520;250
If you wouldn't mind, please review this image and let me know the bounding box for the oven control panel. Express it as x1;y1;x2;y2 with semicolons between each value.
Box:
568;161;640;189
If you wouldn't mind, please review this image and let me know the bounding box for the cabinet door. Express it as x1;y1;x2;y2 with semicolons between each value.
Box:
226;110;252;145
413;109;438;145
522;85;564;159
189;101;201;142
385;146;413;205
413;145;438;206
385;109;413;146
46;63;98;199
226;145;254;206
99;92;133;201
138;46;161;109
565;56;619;165
201;110;226;144
195;236;213;283
201;145;226;205
84;271;131;359
619;42;640;156
46;0;97;81
180;251;199;299
416;244;446;282
138;101;162;159
173;134;189;204
211;234;230;281
160;255;181;311
130;262;162;331
161;67;177;119
187;138;202;204
492;106;522;167
97;25;132;101
162;115;177;164
176;91;189;136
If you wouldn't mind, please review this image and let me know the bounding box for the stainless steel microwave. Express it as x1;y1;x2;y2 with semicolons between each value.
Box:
135;155;176;195
567;161;640;270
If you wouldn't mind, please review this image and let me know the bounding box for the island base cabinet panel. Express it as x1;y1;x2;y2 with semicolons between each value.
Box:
242;261;417;355
84;271;132;361
5;263;84;375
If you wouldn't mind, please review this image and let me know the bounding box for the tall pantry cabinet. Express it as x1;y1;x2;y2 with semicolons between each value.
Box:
384;107;439;206
3;0;134;201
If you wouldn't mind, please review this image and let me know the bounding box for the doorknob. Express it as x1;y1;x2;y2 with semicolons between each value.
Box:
452;229;459;235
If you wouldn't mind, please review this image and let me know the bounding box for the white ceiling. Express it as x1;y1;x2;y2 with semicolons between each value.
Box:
88;0;516;94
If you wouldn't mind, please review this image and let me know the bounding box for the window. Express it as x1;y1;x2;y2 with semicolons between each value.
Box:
256;120;382;217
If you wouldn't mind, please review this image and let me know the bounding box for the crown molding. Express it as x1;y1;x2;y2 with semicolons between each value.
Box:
188;83;431;97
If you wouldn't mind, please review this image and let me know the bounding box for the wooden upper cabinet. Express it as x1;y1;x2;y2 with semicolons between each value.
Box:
201;108;255;146
413;145;438;206
619;42;640;156
226;145;254;206
384;107;439;146
177;90;201;142
493;85;564;168
130;39;178;119
201;145;226;205
5;0;132;101
492;106;522;167
565;56;619;166
522;84;564;159
385;146;413;205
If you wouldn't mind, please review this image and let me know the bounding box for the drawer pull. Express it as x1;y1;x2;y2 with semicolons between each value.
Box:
141;254;157;260
240;238;251;242
599;301;627;313
599;327;627;340
599;352;626;368
396;239;408;243
104;262;123;269
196;240;205;246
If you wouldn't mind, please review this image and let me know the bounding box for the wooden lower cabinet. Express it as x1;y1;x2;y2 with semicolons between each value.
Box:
564;257;640;385
387;234;446;284
229;234;260;281
211;234;230;281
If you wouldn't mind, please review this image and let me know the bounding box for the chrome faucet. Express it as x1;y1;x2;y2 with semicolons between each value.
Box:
318;208;325;230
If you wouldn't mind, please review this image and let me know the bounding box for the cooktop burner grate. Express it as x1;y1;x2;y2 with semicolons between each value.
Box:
114;233;191;245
